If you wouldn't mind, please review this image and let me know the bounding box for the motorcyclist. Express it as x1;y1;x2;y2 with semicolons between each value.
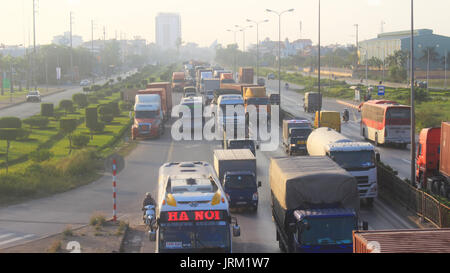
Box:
285;83;289;90
343;108;349;122
142;192;155;209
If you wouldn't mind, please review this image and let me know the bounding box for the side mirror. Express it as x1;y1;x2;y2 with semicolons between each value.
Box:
362;221;369;231
376;153;381;163
149;230;156;241
258;181;262;188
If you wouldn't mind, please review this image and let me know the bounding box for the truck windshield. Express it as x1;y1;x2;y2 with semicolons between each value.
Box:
221;79;235;84
225;175;256;189
300;216;356;246
159;221;230;252
247;97;269;105
135;110;159;119
229;140;255;150
330;150;375;170
290;129;311;138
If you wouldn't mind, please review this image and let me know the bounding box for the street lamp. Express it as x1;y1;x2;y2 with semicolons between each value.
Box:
235;25;253;53
410;0;416;189
266;8;294;105
247;19;269;81
227;28;240;79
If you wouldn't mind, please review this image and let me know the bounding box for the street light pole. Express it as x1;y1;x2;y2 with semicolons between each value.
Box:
318;0;321;127
247;19;269;81
266;8;294;106
227;28;240;80
410;0;416;187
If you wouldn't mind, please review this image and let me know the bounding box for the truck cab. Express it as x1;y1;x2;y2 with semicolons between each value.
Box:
172;72;186;92
223;171;261;211
224;139;256;156
290;209;358;253
283;120;312;156
217;95;246;136
416;127;441;188
132;102;164;140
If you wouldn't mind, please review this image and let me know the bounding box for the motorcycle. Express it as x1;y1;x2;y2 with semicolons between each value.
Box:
285;83;289;90
143;205;156;240
342;111;349;123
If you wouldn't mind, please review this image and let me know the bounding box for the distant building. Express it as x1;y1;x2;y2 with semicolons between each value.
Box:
155;13;181;49
52;32;83;47
283;38;313;57
359;29;450;69
0;45;27;57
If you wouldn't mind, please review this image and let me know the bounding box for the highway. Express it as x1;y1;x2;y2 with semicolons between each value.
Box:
0;89;419;252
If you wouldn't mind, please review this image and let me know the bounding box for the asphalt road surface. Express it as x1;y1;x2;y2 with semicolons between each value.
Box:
0;89;418;252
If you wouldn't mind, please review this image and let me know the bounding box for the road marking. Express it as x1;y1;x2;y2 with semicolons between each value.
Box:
166;141;174;162
0;234;34;246
0;233;14;240
402;159;411;165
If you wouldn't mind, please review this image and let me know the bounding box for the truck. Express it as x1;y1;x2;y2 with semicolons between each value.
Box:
222;130;256;156
202;78;220;94
243;86;271;118
238;67;254;84
282;120;312;156
138;88;169;121
307;127;378;205
132;97;164;140
213;149;260;211
353;229;450;253
220;73;235;85
172;72;186;93
416;122;450;199
303;92;322;113
146;82;173;121
314;111;341;133
152;161;241;253
270;156;366;253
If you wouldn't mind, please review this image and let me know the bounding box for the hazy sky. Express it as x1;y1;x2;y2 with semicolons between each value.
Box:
1;0;449;49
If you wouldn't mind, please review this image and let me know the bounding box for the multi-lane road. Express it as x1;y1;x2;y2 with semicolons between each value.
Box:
0;83;420;252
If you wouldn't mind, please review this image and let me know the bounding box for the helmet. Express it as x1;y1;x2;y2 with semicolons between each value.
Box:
146;192;152;197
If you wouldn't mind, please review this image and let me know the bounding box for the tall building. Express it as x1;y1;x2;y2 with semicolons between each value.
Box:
52;32;83;47
155;13;181;49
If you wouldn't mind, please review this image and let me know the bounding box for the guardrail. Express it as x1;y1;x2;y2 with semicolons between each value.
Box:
377;162;450;228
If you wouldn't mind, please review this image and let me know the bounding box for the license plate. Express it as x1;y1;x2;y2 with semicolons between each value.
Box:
141;125;149;130
297;141;306;145
236;201;248;205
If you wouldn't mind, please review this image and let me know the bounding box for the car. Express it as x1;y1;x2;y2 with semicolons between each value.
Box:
257;78;266;86
26;90;41;102
267;73;276;80
80;79;90;86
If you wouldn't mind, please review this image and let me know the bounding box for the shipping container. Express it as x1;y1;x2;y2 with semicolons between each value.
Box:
353;229;450;253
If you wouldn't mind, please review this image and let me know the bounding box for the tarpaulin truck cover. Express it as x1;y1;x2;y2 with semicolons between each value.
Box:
270;156;359;226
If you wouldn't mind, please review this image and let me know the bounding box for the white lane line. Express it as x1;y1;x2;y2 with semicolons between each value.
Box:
0;233;14;240
0;234;35;246
402;159;411;165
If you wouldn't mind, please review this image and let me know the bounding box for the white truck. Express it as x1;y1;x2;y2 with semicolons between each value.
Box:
307;127;379;205
152;161;241;253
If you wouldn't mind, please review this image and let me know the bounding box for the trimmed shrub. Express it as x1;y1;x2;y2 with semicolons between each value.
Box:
98;105;114;123
91;85;101;92
92;122;105;133
109;101;121;117
0;117;22;129
87;95;99;104
72;134;90;148
86;107;98;130
17;129;31;140
82;87;91;92
23;116;49;129
72;93;89;108
59;100;74;115
59;118;78;154
29;149;54;162
119;101;133;112
105;90;113;96
41;103;54;117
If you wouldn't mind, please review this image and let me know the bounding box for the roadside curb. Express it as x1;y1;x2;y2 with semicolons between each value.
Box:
0;88;68;111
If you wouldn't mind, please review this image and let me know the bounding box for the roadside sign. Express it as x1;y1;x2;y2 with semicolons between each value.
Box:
378;85;385;96
2;78;10;89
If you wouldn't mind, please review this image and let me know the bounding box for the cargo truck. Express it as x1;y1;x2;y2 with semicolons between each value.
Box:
214;149;260;211
220;73;235;85
416;122;450;199
202;78;220;94
353;229;450;253
307;127;379;205
282;120;312;156
132;97;164;140
238;67;254;84
314;111;341;133
303;92;322;113
270;156;367;253
243;86;271;118
172;72;186;93
146;82;173;121
138;88;169;121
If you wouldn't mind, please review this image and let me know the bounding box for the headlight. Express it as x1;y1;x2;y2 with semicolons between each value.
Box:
252;192;258;201
290;144;296;147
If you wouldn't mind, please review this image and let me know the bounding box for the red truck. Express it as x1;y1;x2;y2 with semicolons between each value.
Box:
172;72;186;93
353;229;450;253
219;83;259;97
131;96;164;140
146;82;173;121
416;122;450;199
238;67;254;84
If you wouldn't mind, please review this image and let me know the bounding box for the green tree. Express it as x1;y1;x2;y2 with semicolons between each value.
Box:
72;93;89;109
41;103;54;117
59;118;78;154
85;107;98;139
0;117;24;173
59;100;74;115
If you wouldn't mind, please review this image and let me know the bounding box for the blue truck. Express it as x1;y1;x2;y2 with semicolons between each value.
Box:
270;156;368;253
214;149;261;212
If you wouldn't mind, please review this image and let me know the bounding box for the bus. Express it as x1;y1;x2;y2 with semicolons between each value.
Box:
360;100;411;148
153;161;241;253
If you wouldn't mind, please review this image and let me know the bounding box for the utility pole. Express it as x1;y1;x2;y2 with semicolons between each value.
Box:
299;21;302;39
410;0;416;188
32;0;37;90
92;19;95;84
70;11;74;83
381;21;386;34
354;24;359;66
318;0;321;127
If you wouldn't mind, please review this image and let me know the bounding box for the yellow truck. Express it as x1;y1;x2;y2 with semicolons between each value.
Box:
243;86;271;117
314;111;341;133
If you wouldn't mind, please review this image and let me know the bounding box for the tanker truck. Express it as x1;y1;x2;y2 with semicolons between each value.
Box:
307;127;379;205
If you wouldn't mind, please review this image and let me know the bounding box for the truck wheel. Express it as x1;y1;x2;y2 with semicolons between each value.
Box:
432;180;441;195
252;206;258;213
362;128;367;140
374;133;380;147
440;183;449;199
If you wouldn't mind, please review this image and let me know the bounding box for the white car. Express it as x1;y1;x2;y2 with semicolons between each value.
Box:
26;90;41;102
80;80;90;86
